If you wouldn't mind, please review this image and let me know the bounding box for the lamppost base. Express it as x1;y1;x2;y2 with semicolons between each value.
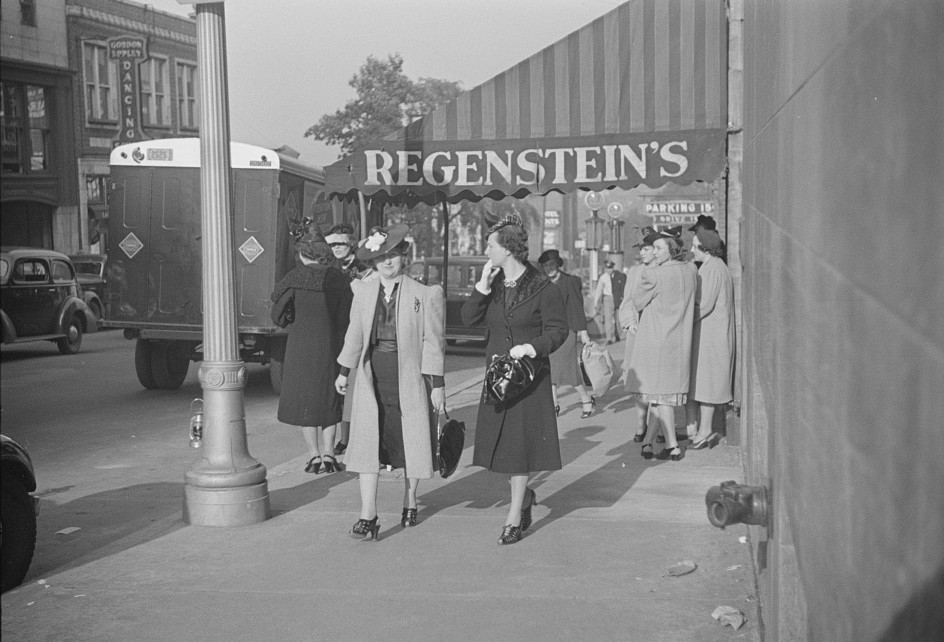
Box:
183;480;269;526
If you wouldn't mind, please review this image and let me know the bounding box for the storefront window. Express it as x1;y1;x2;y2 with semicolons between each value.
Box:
141;57;171;126
83;42;118;122
1;82;51;174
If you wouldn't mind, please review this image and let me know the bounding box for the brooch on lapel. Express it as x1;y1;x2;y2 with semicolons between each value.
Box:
413;297;421;312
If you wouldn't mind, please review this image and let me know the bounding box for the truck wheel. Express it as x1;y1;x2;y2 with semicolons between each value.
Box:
150;341;190;390
1;473;37;593
269;359;283;394
135;340;159;389
56;315;83;355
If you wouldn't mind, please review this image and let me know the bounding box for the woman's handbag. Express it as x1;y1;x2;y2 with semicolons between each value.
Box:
484;352;540;406
579;343;615;397
437;410;465;479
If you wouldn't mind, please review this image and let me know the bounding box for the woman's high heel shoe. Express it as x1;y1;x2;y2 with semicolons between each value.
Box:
520;488;537;531
641;444;654;460
322;455;342;473
497;524;523;545
305;456;322;474
350;516;380;541
655;446;683;461
580;396;596;419
555;405;561;417
633;431;646;443
401;507;418;528
334;441;347;455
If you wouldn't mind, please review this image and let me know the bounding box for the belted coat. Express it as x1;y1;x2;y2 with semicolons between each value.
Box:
689;256;735;404
337;275;445;478
461;263;568;474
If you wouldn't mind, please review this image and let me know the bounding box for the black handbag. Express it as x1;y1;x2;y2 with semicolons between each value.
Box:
438;410;465;479
484;353;540;406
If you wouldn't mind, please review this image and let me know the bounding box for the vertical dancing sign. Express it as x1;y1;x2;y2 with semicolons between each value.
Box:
108;36;148;145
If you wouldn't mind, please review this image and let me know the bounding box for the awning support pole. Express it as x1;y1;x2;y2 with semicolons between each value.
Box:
357;192;368;238
441;197;449;301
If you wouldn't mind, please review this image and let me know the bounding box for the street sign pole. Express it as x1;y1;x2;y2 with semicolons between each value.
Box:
181;0;268;526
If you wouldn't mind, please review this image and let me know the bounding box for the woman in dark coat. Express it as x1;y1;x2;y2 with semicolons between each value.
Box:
461;214;568;545
271;233;353;474
538;249;595;418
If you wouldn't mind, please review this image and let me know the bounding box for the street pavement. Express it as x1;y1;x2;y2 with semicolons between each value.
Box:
1;342;760;642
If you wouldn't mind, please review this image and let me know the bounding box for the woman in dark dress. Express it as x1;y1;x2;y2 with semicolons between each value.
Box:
335;225;446;541
538;249;595;418
270;234;353;474
461;214;568;545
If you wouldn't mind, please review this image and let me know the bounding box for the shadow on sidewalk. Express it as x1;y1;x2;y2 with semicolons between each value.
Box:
268;471;355;515
26;482;186;583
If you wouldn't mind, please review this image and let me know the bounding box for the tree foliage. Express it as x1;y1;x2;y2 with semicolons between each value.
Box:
304;54;463;158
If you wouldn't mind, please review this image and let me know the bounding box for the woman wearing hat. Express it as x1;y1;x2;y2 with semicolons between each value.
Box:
538;249;595;418
619;227;660;441
324;222;365;455
684;229;735;449
625;227;697;461
271;233;353;475
334;224;446;541
462;214;568;545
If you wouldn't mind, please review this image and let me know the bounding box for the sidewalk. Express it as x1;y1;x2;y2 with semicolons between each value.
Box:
1;343;760;642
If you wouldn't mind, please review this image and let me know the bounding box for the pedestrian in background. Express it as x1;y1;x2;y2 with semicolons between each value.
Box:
462;214;568;545
324;222;364;455
271;233;353;475
335;224;445;541
593;260;624;344
625;227;697;462
619;227;659;442
538;249;595;418
685;229;735;449
688;214;726;264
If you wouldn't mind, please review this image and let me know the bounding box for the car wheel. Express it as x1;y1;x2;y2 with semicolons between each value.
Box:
1;473;37;593
135;339;159;389
56;315;83;355
269;359;283;394
150;341;190;390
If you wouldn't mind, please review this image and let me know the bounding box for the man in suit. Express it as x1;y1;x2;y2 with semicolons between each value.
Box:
594;260;624;344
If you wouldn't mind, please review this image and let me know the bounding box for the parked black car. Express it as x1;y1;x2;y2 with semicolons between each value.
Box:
69;253;107;320
0;247;99;354
407;255;488;345
1;434;38;592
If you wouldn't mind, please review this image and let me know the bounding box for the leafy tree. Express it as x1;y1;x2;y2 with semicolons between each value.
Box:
304;53;462;157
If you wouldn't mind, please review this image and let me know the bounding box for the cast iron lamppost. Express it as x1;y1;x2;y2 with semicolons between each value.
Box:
179;0;269;526
606;201;625;268
584;191;606;286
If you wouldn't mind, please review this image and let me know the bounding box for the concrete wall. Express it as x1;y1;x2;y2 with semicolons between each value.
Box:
742;1;944;640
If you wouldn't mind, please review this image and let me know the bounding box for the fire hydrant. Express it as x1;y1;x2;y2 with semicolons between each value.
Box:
705;480;770;530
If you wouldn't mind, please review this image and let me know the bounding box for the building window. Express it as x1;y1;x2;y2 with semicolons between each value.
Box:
175;62;199;130
83;42;118;122
1;82;51;174
20;0;37;27
141;56;171;127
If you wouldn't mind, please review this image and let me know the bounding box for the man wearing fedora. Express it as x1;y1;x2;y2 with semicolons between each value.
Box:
593;260;625;344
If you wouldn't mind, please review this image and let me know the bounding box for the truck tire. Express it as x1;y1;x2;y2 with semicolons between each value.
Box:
269;359;283;394
1;473;37;593
150;341;190;390
135;339;159;389
56;315;83;355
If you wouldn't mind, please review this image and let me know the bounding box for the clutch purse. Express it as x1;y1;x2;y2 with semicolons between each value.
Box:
484;352;540;406
438;410;465;479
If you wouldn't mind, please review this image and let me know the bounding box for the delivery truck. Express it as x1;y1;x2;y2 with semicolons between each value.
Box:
104;138;333;392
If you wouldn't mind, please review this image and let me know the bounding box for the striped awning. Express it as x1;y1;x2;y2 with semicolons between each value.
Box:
326;0;728;205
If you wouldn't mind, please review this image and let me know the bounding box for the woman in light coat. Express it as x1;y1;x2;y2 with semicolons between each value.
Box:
335;224;446;541
685;229;735;449
619;227;658;442
625;228;697;461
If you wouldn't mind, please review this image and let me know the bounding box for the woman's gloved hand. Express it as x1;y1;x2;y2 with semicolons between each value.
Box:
509;343;537;359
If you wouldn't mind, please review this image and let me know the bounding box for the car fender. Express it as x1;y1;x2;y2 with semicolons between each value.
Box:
57;297;98;335
0;309;17;343
0;434;37;492
82;290;105;317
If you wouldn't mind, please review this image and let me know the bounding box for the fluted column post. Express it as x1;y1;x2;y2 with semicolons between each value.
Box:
181;0;268;525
